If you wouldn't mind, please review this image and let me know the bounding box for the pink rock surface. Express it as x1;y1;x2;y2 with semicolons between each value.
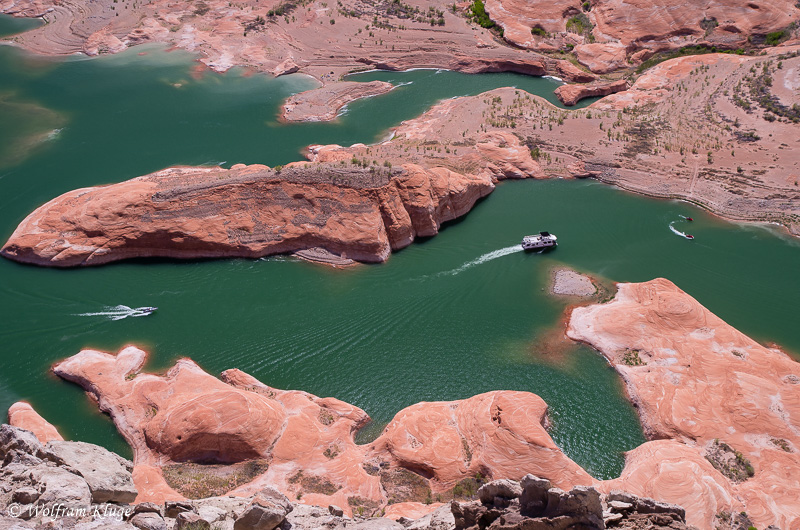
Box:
0;163;495;267
53;346;592;511
569;278;800;529
574;43;629;74
7;401;64;443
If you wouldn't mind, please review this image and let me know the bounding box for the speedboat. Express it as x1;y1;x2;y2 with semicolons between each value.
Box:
136;307;158;314
685;235;694;240
522;232;557;251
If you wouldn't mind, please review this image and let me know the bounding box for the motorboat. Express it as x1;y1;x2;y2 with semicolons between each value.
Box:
522;232;557;251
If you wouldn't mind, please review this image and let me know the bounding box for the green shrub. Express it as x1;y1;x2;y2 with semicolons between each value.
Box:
531;26;547;37
566;13;592;35
468;0;495;28
766;30;787;46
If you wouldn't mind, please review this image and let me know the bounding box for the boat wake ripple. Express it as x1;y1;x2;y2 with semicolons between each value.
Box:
669;220;691;239
76;305;154;321
441;245;523;276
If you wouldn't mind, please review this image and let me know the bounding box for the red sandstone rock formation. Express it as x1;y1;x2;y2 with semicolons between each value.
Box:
281;81;394;122
554;79;629;106
0;162;497;267
52;346;591;513
1;124;549;268
7;401;64;443
569;278;800;529
482;0;797;73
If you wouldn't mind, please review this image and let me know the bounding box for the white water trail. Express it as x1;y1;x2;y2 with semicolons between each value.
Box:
77;305;153;321
669;220;690;239
440;245;524;276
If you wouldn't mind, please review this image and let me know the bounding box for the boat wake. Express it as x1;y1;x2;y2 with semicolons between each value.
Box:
76;305;155;321
669;220;693;240
441;245;523;276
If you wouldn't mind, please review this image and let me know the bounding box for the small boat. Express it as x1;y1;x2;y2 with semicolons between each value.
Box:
136;306;158;314
522;231;557;251
686;217;693;222
686;235;694;240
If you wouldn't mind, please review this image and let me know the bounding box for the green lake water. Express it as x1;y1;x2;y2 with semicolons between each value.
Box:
1;21;799;480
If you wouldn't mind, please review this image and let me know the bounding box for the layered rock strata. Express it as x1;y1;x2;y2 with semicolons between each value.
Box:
483;0;799;72
554;80;629;106
569;278;800;529
51;346;591;513
1;131;540;267
5;48;800;269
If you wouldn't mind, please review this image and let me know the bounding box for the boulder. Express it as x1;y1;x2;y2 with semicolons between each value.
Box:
165;501;194;518
477;479;522;507
0;425;43;462
543;486;604;527
42;441;137;503
130;512;167;530
519;474;552;516
11;487;40;504
176;512;209;529
329;505;344;517
233;489;293;530
30;465;92;507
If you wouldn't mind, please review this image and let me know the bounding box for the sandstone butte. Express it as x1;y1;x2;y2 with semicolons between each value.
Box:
4;47;800;268
569;278;800;530
0;131;542;266
50;346;592;517
32;276;800;528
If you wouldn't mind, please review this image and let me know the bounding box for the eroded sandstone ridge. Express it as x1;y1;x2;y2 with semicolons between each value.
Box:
1;131;541;266
51;346;591;515
569;278;800;529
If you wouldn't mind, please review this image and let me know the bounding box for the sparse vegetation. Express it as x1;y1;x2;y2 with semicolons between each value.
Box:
771;438;792;452
566;13;593;37
288;470;341;495
319;408;336;425
530;26;547;37
621;348;645;366
706;439;755;483
163;460;269;499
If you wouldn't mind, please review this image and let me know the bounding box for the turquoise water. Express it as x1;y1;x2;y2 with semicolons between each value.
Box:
0;14;42;38
1;37;798;481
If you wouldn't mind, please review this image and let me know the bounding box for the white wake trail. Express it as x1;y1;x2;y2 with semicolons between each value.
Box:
77;305;153;321
669;221;690;239
441;245;524;276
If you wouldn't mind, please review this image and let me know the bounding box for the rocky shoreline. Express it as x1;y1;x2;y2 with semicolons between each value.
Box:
0;423;689;529
4;46;800;268
2;278;798;528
